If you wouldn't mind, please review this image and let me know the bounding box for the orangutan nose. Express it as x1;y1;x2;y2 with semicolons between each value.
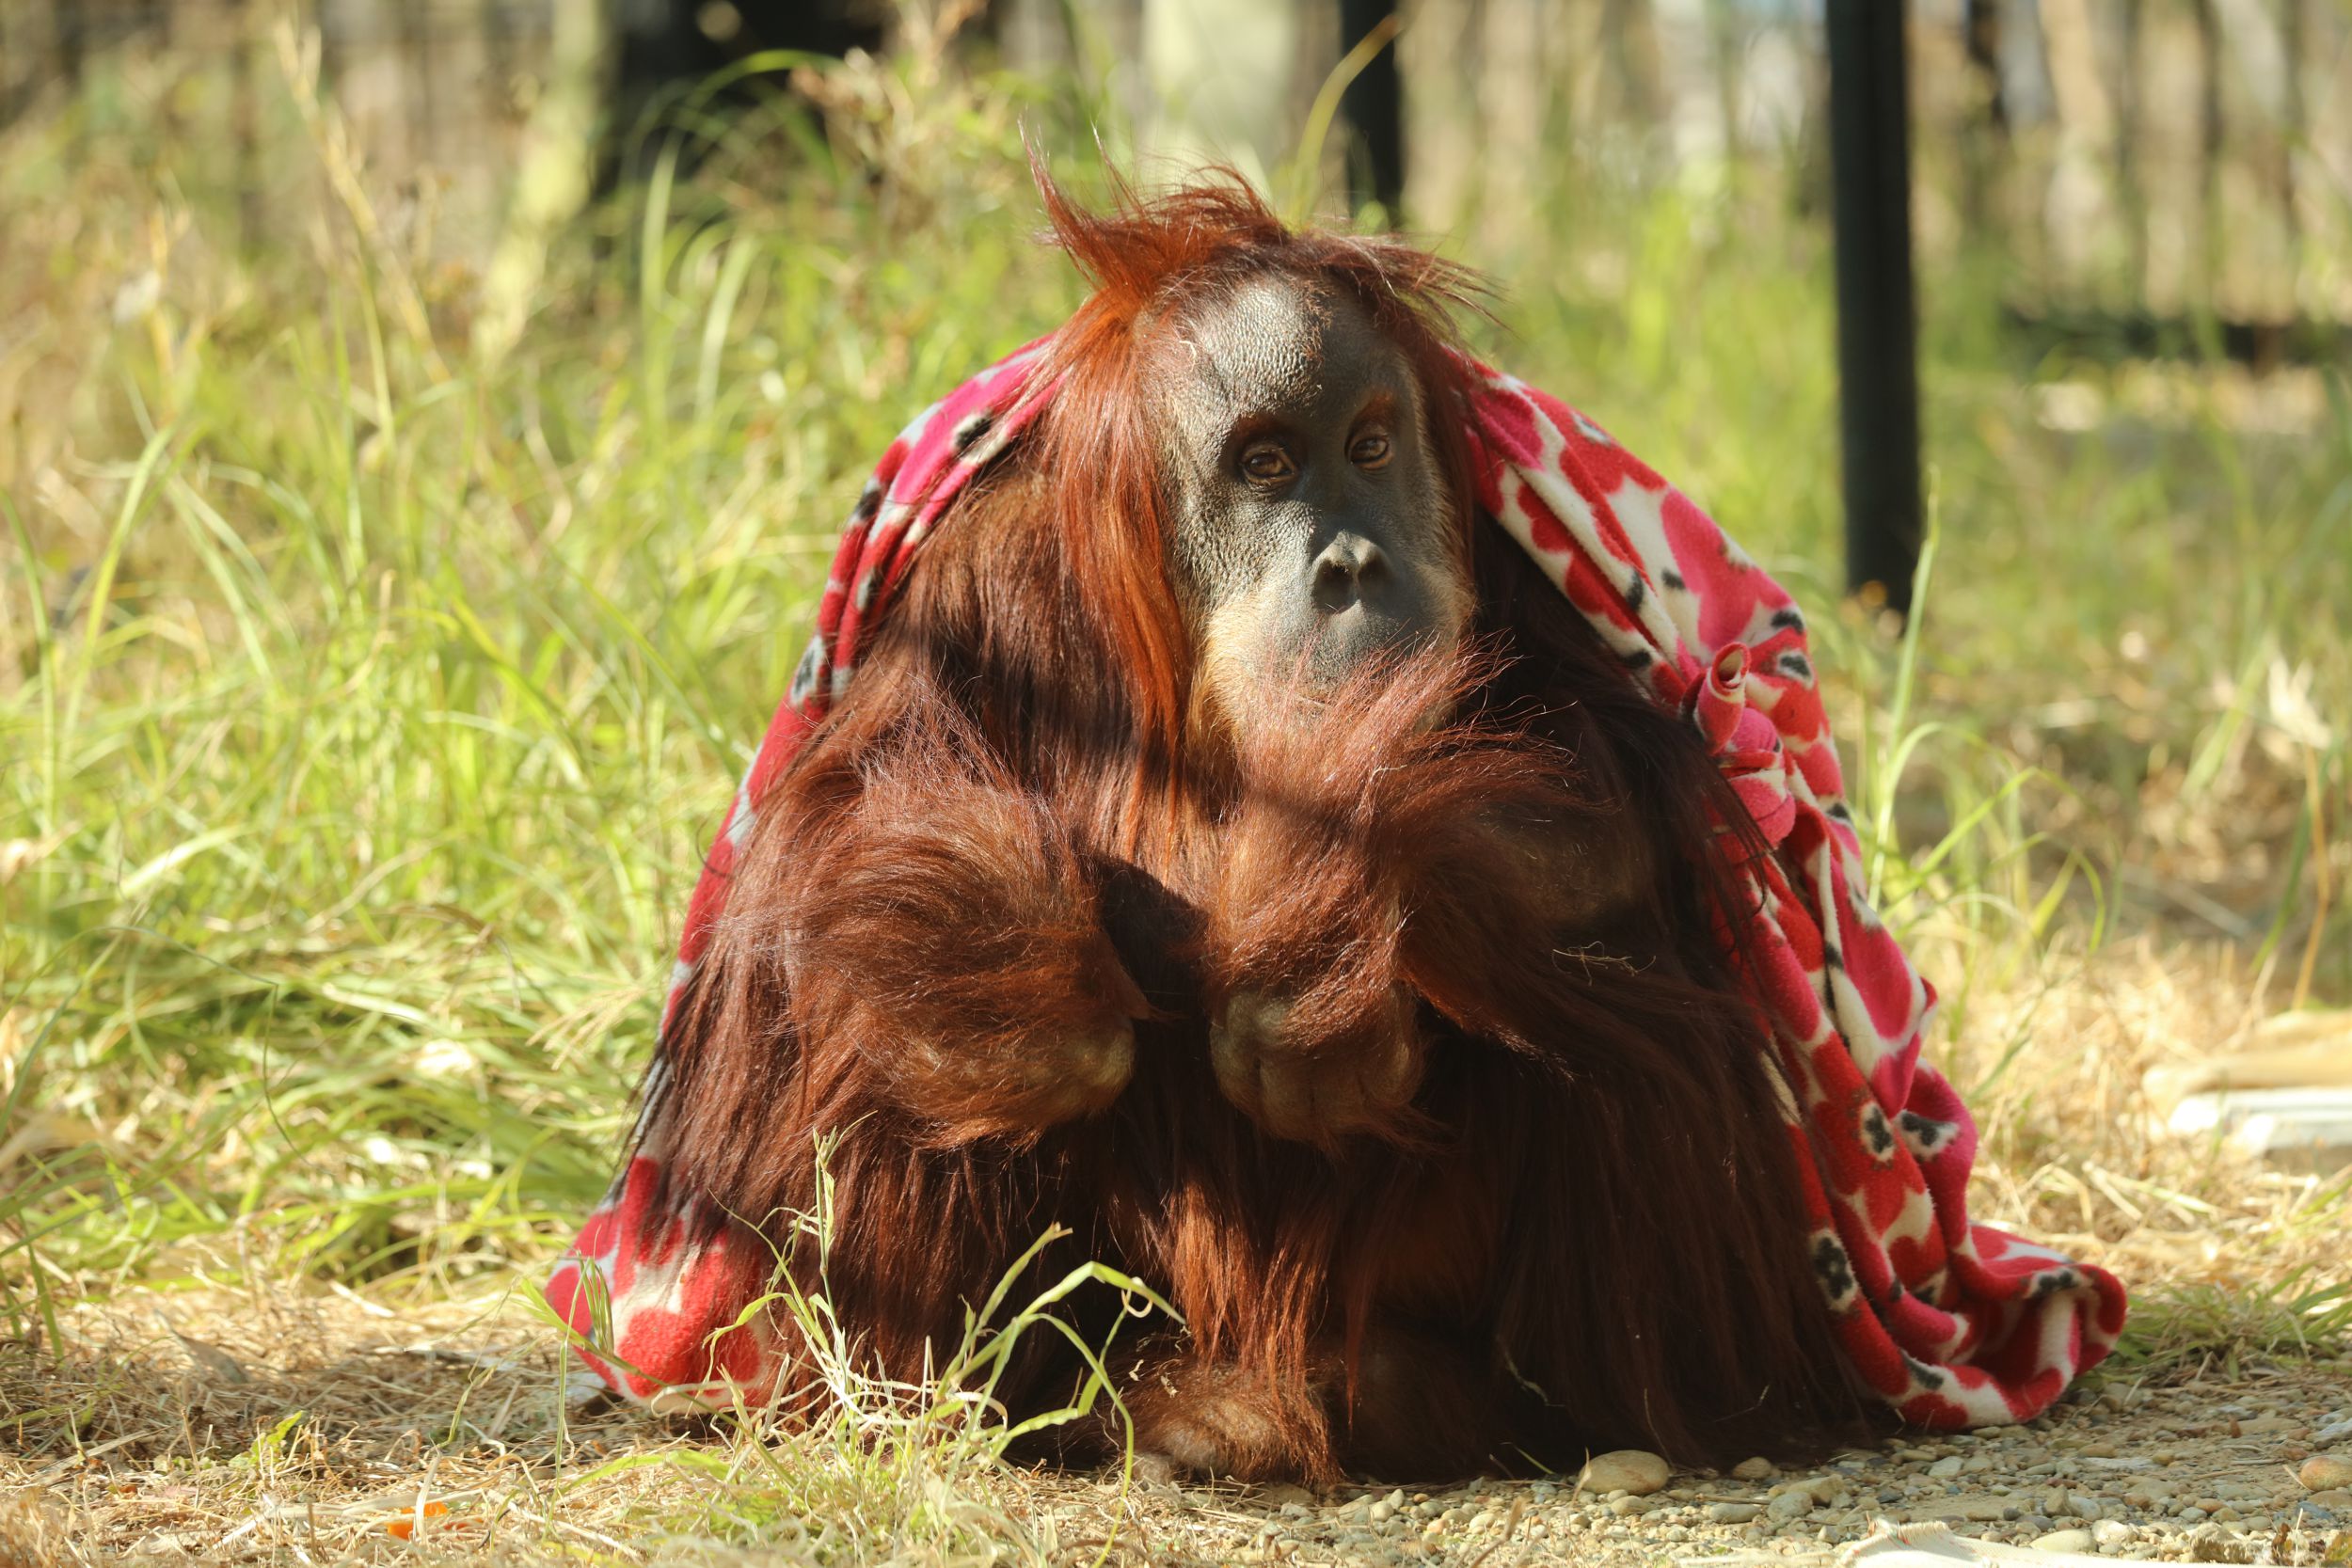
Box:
1310;532;1391;614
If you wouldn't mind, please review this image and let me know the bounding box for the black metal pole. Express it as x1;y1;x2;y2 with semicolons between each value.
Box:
1963;0;2006;131
1338;0;1404;221
1826;0;1923;617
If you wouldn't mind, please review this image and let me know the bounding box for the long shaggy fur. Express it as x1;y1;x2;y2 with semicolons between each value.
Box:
642;173;1873;1481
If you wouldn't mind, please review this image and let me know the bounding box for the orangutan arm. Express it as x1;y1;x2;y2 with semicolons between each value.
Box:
1199;653;1667;1146
777;708;1147;1149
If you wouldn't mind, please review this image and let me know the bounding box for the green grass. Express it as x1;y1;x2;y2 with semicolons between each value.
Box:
2;16;2350;1560
2;35;1102;1308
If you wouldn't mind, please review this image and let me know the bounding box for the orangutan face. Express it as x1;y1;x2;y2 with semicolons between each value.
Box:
1153;277;1471;729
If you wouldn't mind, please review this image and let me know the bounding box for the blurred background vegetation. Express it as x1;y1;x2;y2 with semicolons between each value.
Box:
0;0;2345;1367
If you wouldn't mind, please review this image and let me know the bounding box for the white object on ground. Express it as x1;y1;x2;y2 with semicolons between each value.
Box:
2168;1086;2352;1171
1680;1519;2137;1568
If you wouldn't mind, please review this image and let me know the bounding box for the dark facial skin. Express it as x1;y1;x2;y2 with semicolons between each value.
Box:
1155;278;1471;728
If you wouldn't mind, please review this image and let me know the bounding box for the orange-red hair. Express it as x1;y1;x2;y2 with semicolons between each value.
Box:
1026;158;1490;763
637;168;1867;1481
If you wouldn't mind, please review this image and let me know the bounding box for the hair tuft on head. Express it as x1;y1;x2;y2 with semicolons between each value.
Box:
1024;150;1490;342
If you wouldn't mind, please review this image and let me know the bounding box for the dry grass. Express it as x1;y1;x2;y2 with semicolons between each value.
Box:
1937;942;2351;1372
2;943;2343;1566
0;1272;1160;1563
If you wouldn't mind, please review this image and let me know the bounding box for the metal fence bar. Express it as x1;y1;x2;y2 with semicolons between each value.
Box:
1826;0;1924;618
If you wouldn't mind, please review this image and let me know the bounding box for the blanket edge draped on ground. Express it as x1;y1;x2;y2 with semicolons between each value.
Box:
545;336;2128;1425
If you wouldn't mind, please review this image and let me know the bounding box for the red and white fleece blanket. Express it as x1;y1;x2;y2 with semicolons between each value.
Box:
547;337;2128;1426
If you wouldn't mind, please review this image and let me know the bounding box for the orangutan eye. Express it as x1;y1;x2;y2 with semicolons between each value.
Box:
1240;444;1297;484
1350;432;1391;469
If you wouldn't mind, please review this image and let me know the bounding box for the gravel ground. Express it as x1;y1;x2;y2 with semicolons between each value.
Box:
11;1287;2347;1565
1085;1370;2352;1565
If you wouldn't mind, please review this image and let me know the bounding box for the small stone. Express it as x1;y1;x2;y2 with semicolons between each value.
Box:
2092;1520;2135;1547
2185;1521;2252;1564
1707;1503;1762;1525
1767;1489;1814;1523
2033;1528;2094;1552
1929;1456;1965;1479
1929;1495;2012;1524
2315;1418;2352;1445
1368;1501;1395;1525
2299;1456;2352;1491
1577;1449;1670;1497
1731;1457;1777;1481
2070;1496;2103;1521
1608;1496;1653;1517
